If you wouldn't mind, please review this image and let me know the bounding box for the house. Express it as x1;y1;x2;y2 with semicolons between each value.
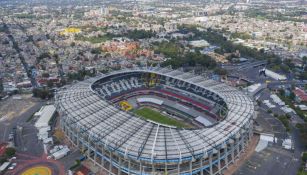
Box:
293;87;307;103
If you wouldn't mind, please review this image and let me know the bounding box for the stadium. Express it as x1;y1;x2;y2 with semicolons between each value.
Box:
55;67;255;175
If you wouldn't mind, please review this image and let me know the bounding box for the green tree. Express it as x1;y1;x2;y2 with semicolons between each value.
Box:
302;152;307;162
0;77;3;93
47;80;54;88
32;88;53;99
279;89;285;96
303;56;307;66
42;72;50;78
289;92;296;100
70;42;76;47
214;68;228;75
5;147;16;158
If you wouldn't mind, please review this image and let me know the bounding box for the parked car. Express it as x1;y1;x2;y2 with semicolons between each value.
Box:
8;163;17;170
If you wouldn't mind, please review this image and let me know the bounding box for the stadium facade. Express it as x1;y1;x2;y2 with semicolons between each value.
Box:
55;67;255;175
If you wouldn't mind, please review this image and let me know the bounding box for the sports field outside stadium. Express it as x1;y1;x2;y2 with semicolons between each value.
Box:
134;107;188;128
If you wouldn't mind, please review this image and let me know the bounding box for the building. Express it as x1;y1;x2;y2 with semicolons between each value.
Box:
164;22;177;33
263;69;287;81
293;87;307;102
34;105;56;129
189;40;210;48
55;67;255;175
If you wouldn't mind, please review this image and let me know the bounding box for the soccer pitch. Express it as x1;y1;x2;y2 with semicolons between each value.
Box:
134;107;187;128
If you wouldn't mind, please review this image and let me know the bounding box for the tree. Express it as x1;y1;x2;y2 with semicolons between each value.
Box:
54;129;65;142
47;80;54;88
299;71;307;80
0;77;3;94
59;79;66;86
289;92;296;100
214;68;228;75
279;89;285;96
302;152;307;162
125;29;156;40
32;88;53;99
42;72;50;78
91;48;101;54
5;147;16;158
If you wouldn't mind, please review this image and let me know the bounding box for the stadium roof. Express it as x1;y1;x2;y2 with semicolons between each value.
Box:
55;67;254;163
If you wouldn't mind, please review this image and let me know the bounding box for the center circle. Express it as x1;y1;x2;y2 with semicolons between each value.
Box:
21;166;52;175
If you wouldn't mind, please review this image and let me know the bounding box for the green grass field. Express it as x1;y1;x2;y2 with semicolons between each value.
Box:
134;107;187;128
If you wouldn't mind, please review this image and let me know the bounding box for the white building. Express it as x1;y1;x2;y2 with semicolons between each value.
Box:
164;22;177;33
264;69;287;81
189;40;210;48
35;105;56;128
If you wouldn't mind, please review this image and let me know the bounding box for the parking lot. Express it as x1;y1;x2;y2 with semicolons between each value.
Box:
234;86;304;175
257;89;304;124
255;107;287;144
0;95;86;174
0;95;45;144
234;145;300;175
0;95;50;172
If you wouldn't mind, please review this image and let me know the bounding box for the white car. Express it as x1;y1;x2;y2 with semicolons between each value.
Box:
8;166;14;170
8;163;17;170
9;157;16;161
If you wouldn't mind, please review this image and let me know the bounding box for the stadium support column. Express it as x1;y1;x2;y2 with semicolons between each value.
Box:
242;132;247;153
87;142;90;161
225;145;229;167
59;113;64;129
236;136;241;158
69;128;73;145
81;138;85;155
109;152;112;173
230;140;235;163
209;154;213;175
218;150;221;173
190;160;192;174
200;158;203;175
76;127;80;148
128;160;131;175
249;121;254;141
241;134;245;153
101;148;105;169
94;145;98;167
118;158;121;175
